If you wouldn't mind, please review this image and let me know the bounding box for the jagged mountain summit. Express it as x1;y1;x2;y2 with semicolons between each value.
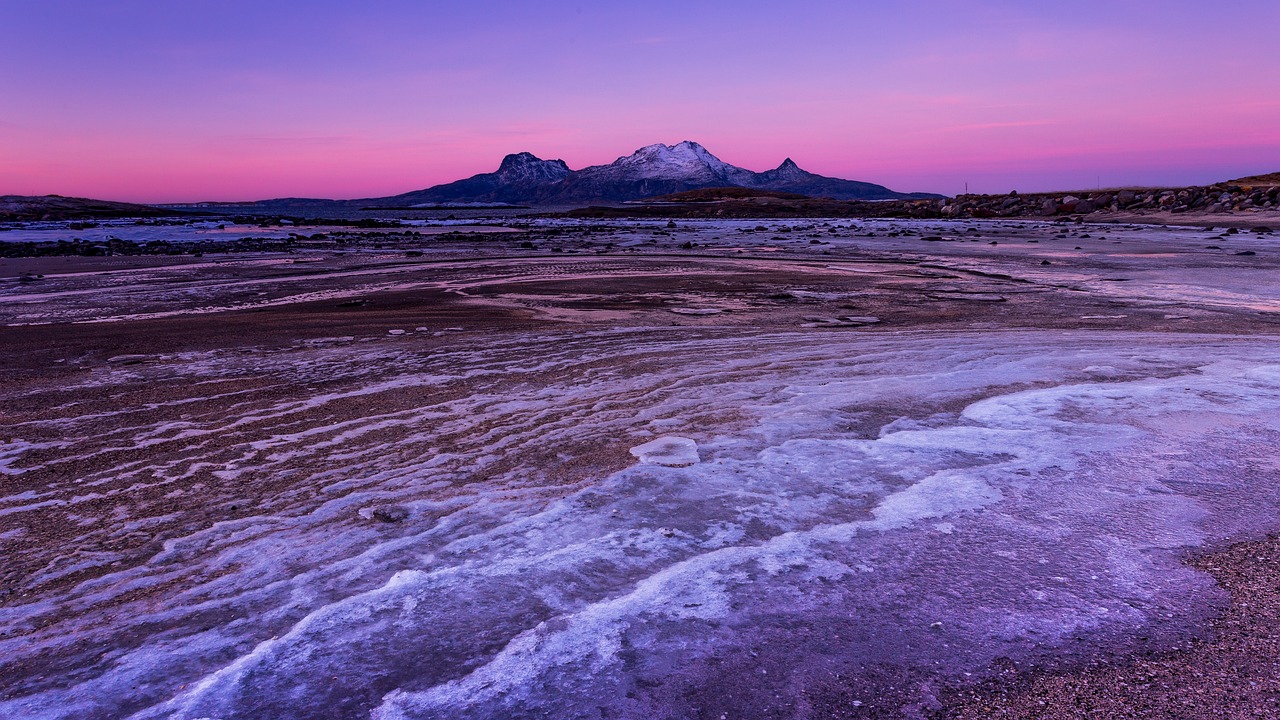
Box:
382;152;571;206
375;141;939;206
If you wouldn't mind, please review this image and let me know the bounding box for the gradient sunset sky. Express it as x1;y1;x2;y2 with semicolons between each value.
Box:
3;0;1278;202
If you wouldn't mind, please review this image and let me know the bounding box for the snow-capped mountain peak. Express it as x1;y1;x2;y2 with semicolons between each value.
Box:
598;141;752;183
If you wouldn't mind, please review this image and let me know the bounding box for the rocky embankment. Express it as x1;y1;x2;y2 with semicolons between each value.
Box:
941;182;1280;220
563;180;1280;223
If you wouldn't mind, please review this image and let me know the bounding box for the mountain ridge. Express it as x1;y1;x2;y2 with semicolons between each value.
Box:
374;141;941;206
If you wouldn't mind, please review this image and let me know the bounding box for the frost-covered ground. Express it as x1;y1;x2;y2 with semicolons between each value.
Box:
2;218;1279;718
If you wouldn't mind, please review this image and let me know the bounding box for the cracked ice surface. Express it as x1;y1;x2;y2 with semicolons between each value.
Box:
4;330;1280;718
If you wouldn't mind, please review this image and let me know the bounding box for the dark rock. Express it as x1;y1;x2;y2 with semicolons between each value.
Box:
370;506;411;523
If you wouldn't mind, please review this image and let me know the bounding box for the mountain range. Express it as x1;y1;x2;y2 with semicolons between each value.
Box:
368;141;940;207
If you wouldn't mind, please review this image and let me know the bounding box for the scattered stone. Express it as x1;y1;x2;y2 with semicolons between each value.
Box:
928;293;1007;302
360;505;411;523
801;315;881;328
106;354;151;365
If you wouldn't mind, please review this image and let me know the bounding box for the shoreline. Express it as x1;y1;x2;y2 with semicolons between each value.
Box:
938;535;1280;719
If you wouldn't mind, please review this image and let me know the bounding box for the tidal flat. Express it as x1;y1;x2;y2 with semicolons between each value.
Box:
3;217;1280;719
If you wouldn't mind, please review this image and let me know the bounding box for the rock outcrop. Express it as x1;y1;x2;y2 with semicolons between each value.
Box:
937;182;1280;220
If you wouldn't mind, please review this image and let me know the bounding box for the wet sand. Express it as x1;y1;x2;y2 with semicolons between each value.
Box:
3;217;1280;719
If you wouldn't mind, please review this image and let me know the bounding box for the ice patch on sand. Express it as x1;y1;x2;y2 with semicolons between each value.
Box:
629;436;700;466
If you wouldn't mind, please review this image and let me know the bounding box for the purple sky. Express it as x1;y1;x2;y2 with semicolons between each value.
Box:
2;0;1278;202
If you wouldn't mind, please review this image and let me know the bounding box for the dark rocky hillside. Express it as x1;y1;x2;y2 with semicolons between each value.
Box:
0;195;179;221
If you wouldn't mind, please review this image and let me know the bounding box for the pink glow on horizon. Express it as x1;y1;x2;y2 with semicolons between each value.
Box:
2;2;1278;203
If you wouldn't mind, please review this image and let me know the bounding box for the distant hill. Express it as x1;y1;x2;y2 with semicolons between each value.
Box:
646;187;810;202
379;152;571;206
0;195;178;221
1229;172;1280;187
364;141;941;207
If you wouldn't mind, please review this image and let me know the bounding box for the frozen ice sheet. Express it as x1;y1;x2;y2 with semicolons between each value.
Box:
4;330;1280;719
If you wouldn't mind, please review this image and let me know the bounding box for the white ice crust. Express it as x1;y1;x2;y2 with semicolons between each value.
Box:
629;436;700;466
5;332;1264;720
